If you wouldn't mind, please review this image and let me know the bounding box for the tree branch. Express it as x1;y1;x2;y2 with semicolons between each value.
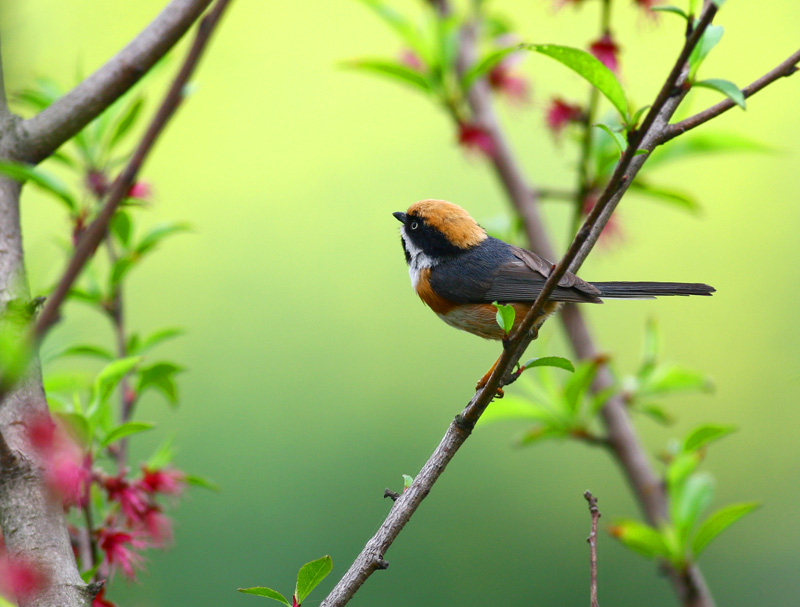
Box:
12;0;214;165
584;491;601;607
659;47;800;145
33;0;232;342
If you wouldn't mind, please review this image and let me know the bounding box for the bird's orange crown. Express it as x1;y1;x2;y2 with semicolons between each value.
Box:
406;199;487;249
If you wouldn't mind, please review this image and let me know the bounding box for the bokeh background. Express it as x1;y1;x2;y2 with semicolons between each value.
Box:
2;0;800;605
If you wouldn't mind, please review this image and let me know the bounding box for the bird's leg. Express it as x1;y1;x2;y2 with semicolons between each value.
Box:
476;355;504;398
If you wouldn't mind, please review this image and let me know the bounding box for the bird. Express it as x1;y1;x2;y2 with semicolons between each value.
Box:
393;199;714;390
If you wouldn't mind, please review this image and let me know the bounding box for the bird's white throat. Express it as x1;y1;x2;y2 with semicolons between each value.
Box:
400;227;437;289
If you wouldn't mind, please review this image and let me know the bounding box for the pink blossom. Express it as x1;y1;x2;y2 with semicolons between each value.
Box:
457;122;497;159
590;33;621;73
545;98;584;136
634;0;660;13
139;507;173;548
126;181;152;200
139;466;186;497
398;49;425;72
488;64;530;105
25;415;89;507
0;555;48;601
98;529;147;580
104;474;149;523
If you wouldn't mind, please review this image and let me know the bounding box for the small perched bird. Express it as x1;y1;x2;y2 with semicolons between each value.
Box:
394;200;713;388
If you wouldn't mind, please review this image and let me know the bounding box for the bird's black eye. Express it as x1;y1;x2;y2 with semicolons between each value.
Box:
410;221;419;230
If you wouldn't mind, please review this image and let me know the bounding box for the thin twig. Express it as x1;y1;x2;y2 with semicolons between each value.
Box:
659;48;800;144
15;0;214;165
33;0;232;343
584;491;601;607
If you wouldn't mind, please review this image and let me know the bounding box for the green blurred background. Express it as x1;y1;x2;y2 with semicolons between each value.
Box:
3;0;800;605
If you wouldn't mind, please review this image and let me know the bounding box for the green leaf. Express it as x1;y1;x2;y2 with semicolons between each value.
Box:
110;210;133;247
47;344;115;362
688;24;724;77
667;451;702;493
630;181;701;214
692;502;759;556
672;472;714;539
0;161;78;212
94;356;141;403
637;403;675;425
648;131;773;167
108;96;144;148
492;302;516;336
135;222;190;257
147;438;176;469
479;395;558;425
402;474;414;489
344;60;433;93
295;555;333;604
594;123;627;155
693;78;746;109
563;361;600;414
357;0;431;63
640;365;713;397
683;424;736;452
610;519;670;559
54;411;91;447
628;105;651;130
462;47;517;91
110;256;135;287
101;421;155;448
237;587;291;606
522;44;628;119
134;327;185;354
652;5;689;19
436;16;460;75
521;356;574;373
185;474;220;492
137;362;184;405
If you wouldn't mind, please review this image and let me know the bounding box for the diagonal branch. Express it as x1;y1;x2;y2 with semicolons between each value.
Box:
32;0;232;342
658;48;800;145
12;0;214;165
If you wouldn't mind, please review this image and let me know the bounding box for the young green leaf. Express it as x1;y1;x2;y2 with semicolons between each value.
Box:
357;0;431;64
693;78;746;109
134;327;186;355
594;123;627;155
185;474;220;492
110;210;133;247
137;362;184;405
0;161;78;212
639;364;713;397
47;344;115;362
344;60;433;93
108;96;144;148
666;451;702;493
135;222;191;257
521;356;575;373
237;587;291;606
295;555;333;605
101;422;155;448
692;502;759;556
609;519;670;559
688;24;724;77
672;472;715;539
402;474;414;489
147;438;176;469
479;395;557;425
647;131;773;168
683;424;736;452
492;302;516;336
110;256;135;287
628;105;651;130
461;46;517;92
651;5;689;19
630;181;701;214
521;44;628;119
563;360;600;414
94;356;142;403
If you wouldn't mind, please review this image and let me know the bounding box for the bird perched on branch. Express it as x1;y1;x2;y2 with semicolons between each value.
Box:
393;199;714;390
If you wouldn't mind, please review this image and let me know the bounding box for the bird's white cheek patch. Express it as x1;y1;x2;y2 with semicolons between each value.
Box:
401;228;436;290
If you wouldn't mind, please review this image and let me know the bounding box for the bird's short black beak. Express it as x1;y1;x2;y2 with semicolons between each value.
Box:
393;212;407;224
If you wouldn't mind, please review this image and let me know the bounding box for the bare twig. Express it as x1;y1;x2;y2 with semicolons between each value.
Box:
33;0;232;342
659;48;800;144
14;0;215;165
584;491;601;607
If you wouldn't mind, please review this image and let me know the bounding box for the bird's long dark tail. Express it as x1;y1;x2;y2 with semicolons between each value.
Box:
591;281;715;299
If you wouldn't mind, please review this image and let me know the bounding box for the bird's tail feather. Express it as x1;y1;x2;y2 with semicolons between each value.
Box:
592;281;715;299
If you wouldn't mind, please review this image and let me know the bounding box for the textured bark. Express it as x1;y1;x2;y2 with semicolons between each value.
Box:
0;177;92;606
